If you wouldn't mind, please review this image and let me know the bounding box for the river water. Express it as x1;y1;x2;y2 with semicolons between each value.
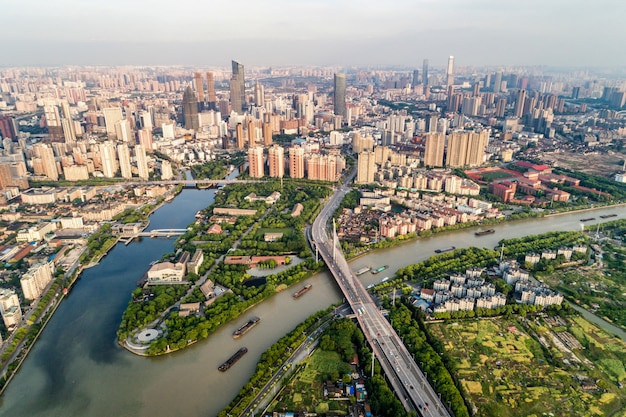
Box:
0;195;622;417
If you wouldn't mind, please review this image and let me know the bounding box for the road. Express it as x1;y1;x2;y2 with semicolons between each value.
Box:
309;169;451;417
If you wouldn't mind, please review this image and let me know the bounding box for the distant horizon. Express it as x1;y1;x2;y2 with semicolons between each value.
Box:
3;40;626;74
3;0;626;70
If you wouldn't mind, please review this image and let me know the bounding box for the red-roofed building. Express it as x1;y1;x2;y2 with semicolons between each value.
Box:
514;161;552;174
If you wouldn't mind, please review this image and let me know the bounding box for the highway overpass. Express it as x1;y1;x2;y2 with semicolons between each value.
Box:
309;174;452;417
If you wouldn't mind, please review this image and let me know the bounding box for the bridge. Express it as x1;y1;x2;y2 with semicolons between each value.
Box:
310;172;451;416
120;179;260;187
137;228;187;237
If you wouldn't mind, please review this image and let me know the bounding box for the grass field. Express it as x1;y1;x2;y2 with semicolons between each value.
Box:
479;171;517;181
257;228;293;237
267;350;353;415
428;316;626;416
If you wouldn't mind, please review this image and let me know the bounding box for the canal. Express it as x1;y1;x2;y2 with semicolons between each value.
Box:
0;195;622;417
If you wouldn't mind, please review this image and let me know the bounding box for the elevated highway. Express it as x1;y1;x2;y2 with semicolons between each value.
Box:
309;173;452;416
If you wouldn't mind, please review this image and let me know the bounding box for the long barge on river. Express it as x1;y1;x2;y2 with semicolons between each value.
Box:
233;317;260;339
293;284;312;298
218;347;248;371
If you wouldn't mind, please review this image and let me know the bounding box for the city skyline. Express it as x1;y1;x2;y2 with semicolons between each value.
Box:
2;0;625;68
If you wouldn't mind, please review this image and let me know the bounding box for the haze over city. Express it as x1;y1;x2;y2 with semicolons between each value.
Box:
4;0;626;67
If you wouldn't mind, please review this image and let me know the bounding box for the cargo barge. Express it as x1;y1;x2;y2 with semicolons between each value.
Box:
600;214;617;219
218;347;248;371
293;284;312;298
474;229;495;236
434;246;456;254
371;265;389;275
233;317;260;339
580;218;595;222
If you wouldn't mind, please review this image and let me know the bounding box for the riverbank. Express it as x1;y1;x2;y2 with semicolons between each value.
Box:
343;201;626;261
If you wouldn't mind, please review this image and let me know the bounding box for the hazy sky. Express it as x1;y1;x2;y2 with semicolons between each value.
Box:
3;0;625;68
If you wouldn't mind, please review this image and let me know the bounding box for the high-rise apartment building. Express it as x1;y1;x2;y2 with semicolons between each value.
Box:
268;144;284;178
333;73;347;119
183;86;199;131
423;133;445;167
115;119;133;142
138;128;153;151
446;130;467;168
99;141;118;178
236;123;245;149
0;116;18;140
161;160;173;180
254;82;265;107
193;72;205;103
446;130;487;168
514;89;527;118
0;288;22;330
247;146;264;178
20;262;54;301
446;56;455;87
135;145;149;180
230;60;246;114
289;145;305;178
356;151;376;184
247;120;256;147
35;143;59;181
117;143;132;179
103;107;123;140
263;122;273;146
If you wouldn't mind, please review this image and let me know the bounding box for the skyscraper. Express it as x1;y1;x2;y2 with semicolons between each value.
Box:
412;70;419;87
356;151;376;184
206;72;216;106
446;56;455;87
333;73;347;119
268;144;284;178
493;71;503;93
422;59;429;89
193;72;205;103
182;85;199;131
514;89;527;118
247;120;256;147
247;146;264;178
230;60;246;114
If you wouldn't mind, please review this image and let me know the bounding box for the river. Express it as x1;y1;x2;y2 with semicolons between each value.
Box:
0;195;622;417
